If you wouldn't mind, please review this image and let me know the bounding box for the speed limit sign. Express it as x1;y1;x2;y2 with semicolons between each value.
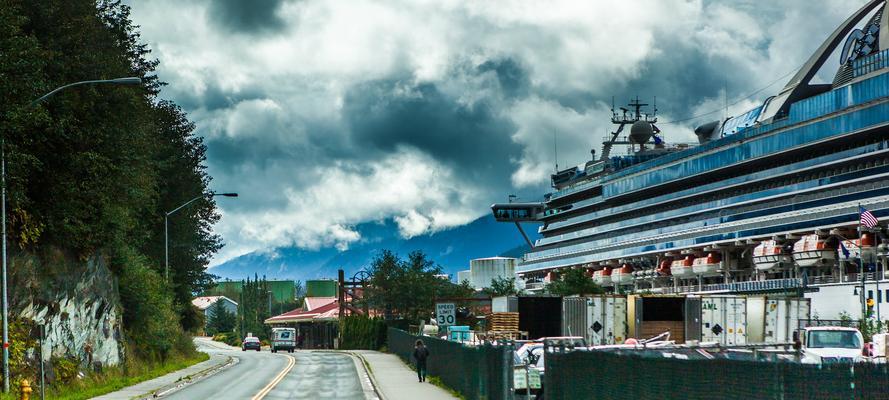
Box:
436;303;456;326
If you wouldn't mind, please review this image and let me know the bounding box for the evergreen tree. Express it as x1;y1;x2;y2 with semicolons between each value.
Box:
207;300;236;335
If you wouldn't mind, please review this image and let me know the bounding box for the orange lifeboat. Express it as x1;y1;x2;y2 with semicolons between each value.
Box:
792;234;835;267
670;255;695;278
593;267;613;287
545;270;559;283
838;232;876;262
753;240;791;271
656;258;673;277
692;252;722;276
611;264;634;285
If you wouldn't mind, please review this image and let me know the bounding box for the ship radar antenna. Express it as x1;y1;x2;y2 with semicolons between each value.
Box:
553;131;558;172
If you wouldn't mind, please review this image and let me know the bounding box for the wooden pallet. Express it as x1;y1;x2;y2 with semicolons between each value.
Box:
486;312;519;331
478;330;529;342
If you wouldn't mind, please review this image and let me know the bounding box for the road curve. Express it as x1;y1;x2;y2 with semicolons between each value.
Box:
163;338;291;400
162;338;368;400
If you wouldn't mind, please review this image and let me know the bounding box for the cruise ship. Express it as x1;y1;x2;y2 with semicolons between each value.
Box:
493;0;889;321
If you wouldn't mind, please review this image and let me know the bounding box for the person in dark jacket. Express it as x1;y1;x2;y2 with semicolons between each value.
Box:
412;339;430;382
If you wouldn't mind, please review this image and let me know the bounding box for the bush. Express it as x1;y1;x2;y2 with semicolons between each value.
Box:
212;332;241;347
340;315;388;350
115;248;182;360
0;318;37;392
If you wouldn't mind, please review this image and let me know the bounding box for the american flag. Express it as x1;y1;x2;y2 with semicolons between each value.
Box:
860;206;879;228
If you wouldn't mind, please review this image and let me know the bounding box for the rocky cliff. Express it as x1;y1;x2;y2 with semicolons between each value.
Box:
11;254;124;369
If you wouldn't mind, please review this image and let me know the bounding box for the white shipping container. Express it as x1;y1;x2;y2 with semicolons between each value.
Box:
588;296;628;345
700;296;747;345
763;298;811;343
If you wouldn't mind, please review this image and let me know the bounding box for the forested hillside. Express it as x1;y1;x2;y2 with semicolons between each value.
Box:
1;0;219;362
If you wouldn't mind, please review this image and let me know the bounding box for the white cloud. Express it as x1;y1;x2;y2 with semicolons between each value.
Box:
123;0;868;266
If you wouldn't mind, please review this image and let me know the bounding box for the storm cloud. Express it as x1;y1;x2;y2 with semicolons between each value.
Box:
123;0;867;264
208;0;287;34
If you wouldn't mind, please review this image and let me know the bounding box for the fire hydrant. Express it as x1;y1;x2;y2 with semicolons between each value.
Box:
19;379;32;400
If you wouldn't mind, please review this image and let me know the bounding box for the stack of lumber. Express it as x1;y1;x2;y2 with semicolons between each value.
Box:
486;312;519;331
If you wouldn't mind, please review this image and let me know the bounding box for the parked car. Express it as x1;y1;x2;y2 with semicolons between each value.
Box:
242;336;261;351
271;327;296;353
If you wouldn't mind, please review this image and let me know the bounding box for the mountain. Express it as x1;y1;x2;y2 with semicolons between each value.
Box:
209;215;538;283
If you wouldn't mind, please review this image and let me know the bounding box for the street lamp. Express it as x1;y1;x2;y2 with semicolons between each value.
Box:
165;192;238;281
2;77;142;393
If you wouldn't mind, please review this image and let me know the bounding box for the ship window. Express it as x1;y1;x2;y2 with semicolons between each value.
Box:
879;290;883;303
885;290;889;302
868;290;874;300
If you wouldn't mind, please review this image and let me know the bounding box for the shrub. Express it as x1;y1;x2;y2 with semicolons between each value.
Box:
340;315;388;350
115;248;182;360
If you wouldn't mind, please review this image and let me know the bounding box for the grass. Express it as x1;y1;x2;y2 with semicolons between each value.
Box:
427;376;466;400
390;355;467;400
0;351;209;400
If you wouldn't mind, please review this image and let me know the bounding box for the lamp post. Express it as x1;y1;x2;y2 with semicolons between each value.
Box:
165;192;238;281
2;77;142;393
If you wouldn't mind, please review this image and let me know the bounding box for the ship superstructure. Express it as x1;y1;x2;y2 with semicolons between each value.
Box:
493;0;889;320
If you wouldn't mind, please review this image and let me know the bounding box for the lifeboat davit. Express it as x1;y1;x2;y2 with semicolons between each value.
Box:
692;252;722;276
611;264;634;285
670;255;695;278
753;240;791;271
656;259;673;277
593;267;613;287
792;234;835;267
838;232;876;261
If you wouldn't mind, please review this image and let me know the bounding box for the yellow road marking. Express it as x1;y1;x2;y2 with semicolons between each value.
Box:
251;353;295;400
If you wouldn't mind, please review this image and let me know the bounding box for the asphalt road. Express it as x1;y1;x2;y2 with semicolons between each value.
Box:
163;338;368;399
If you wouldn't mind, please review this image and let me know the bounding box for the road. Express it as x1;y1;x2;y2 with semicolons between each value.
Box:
163;337;369;400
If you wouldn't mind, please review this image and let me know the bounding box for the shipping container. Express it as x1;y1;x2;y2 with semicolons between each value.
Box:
686;295;748;345
699;296;747;345
589;296;628;345
630;295;686;343
518;296;562;339
762;297;811;343
493;296;519;313
562;297;587;339
561;296;629;345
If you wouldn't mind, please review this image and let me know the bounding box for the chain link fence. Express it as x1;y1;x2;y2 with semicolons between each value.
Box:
545;349;889;400
388;328;514;400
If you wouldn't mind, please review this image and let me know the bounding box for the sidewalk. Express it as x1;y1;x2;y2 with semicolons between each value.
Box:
93;338;233;400
352;350;458;400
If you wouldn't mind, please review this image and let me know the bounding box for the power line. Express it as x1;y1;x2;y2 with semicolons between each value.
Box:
659;65;802;125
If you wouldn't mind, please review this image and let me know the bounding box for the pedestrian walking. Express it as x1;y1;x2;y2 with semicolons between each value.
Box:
412;339;430;382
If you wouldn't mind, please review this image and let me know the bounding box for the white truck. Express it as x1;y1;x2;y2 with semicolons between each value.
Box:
271;327;297;353
794;326;866;364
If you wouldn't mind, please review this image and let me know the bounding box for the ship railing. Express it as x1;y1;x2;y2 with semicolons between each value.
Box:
842;272;883;283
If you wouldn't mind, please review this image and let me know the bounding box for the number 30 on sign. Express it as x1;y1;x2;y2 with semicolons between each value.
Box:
436;303;456;326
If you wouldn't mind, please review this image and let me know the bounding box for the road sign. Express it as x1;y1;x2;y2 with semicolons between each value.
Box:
436;303;456;326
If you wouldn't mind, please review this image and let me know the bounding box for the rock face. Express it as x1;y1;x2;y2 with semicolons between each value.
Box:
15;255;124;368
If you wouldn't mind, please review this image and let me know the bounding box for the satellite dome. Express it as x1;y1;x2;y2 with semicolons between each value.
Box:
629;121;653;144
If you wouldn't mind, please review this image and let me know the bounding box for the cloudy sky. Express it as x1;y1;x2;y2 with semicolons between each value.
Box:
124;0;864;265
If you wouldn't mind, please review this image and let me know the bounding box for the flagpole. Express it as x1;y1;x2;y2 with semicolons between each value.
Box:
859;204;866;319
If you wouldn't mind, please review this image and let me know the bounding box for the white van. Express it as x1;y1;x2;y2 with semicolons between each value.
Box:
271;327;297;353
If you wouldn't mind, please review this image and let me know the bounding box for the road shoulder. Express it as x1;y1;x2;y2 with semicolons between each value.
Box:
92;338;235;400
350;350;458;400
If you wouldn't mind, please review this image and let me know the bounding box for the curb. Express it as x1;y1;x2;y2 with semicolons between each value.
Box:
344;351;387;400
135;355;238;399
